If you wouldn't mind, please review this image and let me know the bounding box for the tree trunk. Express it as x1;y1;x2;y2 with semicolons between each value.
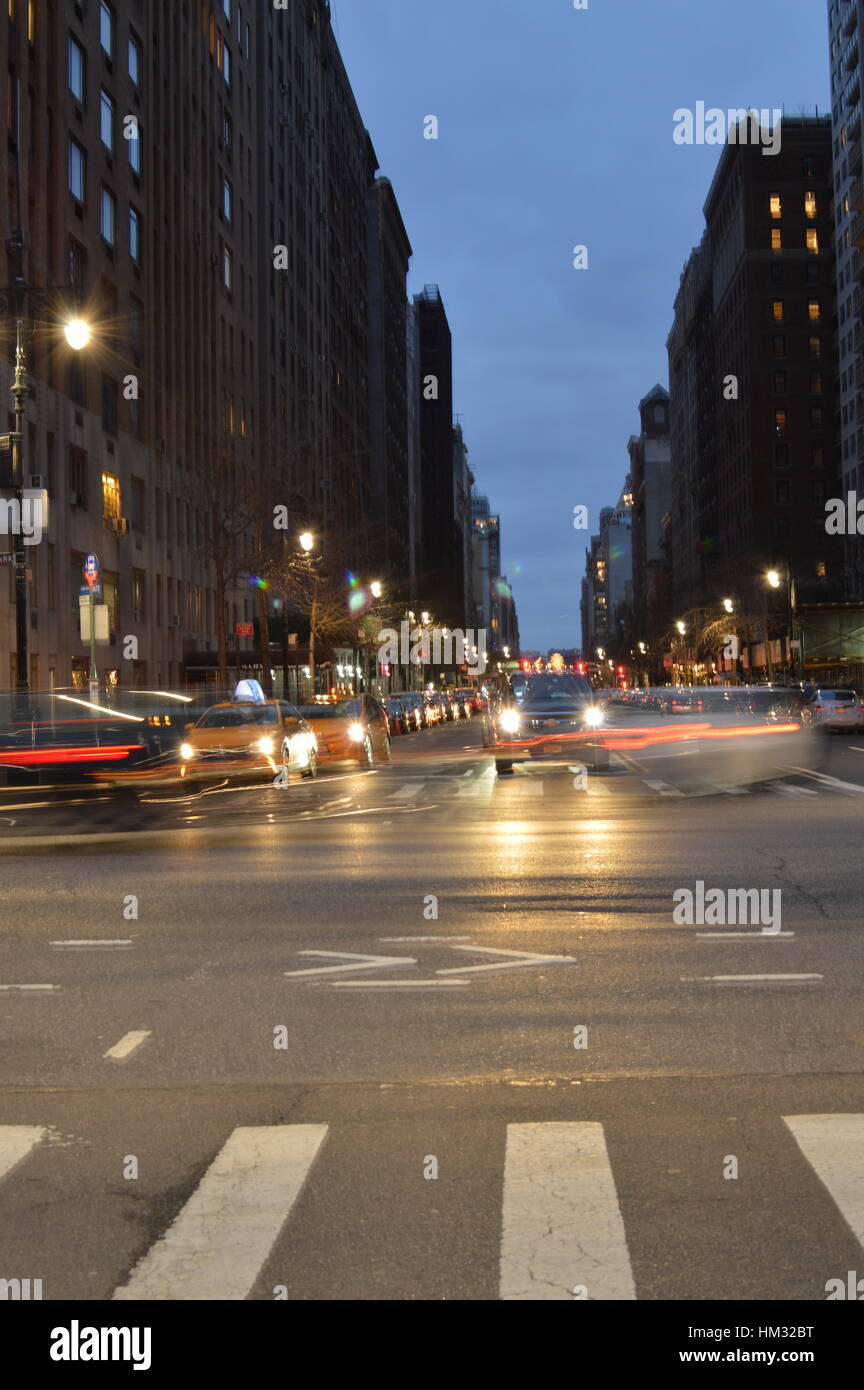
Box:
216;577;229;694
257;583;272;696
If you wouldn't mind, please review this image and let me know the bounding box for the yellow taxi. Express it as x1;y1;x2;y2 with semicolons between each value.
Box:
179;682;317;780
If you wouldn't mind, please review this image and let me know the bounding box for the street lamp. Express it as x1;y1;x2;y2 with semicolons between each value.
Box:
298;533;318;699
370;580;383;600
763;567;801;682
63;318;90;351
722;598;734;614
299;531;315;554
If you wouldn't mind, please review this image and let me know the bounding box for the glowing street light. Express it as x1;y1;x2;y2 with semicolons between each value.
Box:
63;317;91;351
722;598;734;614
298;531;315;553
766;570;781;589
370;580;383;599
676;620;686;635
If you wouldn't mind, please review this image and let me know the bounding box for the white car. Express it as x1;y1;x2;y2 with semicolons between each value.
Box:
801;688;861;732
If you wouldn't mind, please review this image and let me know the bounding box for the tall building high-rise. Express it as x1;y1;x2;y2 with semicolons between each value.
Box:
628;385;672;646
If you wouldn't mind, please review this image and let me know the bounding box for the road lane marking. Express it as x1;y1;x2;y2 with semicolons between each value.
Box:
437;945;577;977
284;950;416;979
0;1126;46;1183
380;936;474;943
783;1115;864;1245
113;1125;328;1301
695;931;795;939
51;939;133;949
683;973;822;985
103;1030;151;1061
787;767;864;794
500;1122;636;1301
330;979;469;989
0;984;58;993
644;779;683;796
769;781;818;796
389;782;424;800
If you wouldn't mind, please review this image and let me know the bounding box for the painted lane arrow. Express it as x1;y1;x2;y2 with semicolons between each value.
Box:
436;946;577;977
284;950;417;980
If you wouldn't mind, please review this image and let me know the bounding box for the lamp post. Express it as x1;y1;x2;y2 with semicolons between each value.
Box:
1;231;90;715
298;532;318;700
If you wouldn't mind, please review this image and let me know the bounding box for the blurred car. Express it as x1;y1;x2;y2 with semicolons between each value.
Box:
800;687;861;732
423;692;445;725
452;687;478;718
491;672;607;773
298;694;391;766
383;696;413;736
393;691;426;730
663;689;704;715
179;697;317;778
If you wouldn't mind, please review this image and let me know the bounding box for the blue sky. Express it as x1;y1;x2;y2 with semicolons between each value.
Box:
331;0;831;650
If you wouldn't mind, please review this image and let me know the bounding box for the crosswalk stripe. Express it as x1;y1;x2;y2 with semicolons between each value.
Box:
389;782;424;800
644;779;683;796
112;1125;328;1300
0;1126;46;1184
784;1114;864;1246
499;1122;636;1300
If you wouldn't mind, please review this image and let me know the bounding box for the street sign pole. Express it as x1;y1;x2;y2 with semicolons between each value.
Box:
84;554;100;702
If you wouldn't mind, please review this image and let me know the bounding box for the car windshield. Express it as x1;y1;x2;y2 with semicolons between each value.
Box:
823;691;856;701
521;675;591;702
298;701;361;719
197;705;278;728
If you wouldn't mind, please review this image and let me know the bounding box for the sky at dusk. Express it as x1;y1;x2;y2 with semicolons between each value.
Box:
331;0;831;651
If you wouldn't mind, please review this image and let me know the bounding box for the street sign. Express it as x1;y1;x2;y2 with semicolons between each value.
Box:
235;622;254;637
83;553;100;587
80;583;102;600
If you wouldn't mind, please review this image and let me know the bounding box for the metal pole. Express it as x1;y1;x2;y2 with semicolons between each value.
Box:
89;586;98;702
12;313;29;717
308;576;317;700
762;592;774;683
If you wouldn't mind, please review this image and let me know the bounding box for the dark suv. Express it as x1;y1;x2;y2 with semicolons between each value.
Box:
490;673;606;774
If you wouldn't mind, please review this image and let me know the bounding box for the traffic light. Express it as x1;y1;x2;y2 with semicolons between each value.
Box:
576;661;587;676
520;658;532;671
616;665;626;677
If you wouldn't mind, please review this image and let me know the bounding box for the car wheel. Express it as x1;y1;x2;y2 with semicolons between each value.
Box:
495;759;514;775
383;735;392;762
302;747;318;778
360;735;374;767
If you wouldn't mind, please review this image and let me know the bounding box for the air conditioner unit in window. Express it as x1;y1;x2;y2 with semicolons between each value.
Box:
70;490;84;507
27;475;47;490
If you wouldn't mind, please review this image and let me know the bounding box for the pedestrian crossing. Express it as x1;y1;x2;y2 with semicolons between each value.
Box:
1;1115;862;1300
382;768;860;804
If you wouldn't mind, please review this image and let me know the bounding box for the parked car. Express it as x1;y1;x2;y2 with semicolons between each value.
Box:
800;687;861;732
393;692;426;730
452;687;479;717
297;694;392;766
383;696;413;736
423;692;445;725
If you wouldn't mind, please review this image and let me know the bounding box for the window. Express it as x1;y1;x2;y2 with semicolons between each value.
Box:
810;407;824;429
129;296;142;355
775;481;790;504
101;471;120;526
68;137;85;201
773;372;787;394
132;568;146;622
774;409;787;434
770;262;783;283
770;194;782;218
100;89;114;152
69;444;87;500
772;334;786;357
130;477;145;531
809;336;821;358
772;300;784;322
812;446;824;468
101;375;117;434
222;110;232;149
806;229;819;253
129;206;140;262
771;228;782;251
774;443;789;469
68;36;85;102
222;0;230;17
128;34;140;86
804;191;817;219
223;176;232;222
810;372;823;395
223;244;232;290
99;1;113;58
100;185;115;244
128;120;140;173
222;43;230;86
812;481;825;504
808;300;821;322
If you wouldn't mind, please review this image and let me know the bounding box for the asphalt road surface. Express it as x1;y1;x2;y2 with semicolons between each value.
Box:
1;716;863;1301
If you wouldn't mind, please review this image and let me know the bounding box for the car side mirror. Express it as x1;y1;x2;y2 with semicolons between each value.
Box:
185;722;195;733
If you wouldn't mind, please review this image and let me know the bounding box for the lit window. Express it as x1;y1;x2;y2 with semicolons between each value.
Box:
775;409;787;433
808;300;821;322
804;191;817;219
129;206;140;263
806;229;819;253
128;35;141;86
101;185;115;245
809;336;821;357
771;228;782;251
772;300;784;322
68;138;85;201
99;1;113;57
68;37;85;102
769;194;782;218
810;372;823;395
101;471;121;526
223;245;232;290
27;0;34;42
100;89;114;152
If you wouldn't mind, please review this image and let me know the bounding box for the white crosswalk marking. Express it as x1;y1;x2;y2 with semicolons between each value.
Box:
112;1125;328;1300
389;782;424;800
0;1126;45;1184
784;1114;864;1246
499;1122;636;1300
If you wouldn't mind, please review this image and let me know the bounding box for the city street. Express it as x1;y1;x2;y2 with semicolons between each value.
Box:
0;718;862;1301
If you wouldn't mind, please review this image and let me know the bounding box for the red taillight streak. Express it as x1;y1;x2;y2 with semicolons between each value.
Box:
0;744;140;766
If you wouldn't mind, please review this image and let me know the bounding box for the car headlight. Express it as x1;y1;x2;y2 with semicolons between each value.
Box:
180;742;195;760
348;723;366;742
257;737;275;755
499;709;521;733
583;706;604;728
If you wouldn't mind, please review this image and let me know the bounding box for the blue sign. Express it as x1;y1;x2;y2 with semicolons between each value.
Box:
83;553;100;584
80;583;102;600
